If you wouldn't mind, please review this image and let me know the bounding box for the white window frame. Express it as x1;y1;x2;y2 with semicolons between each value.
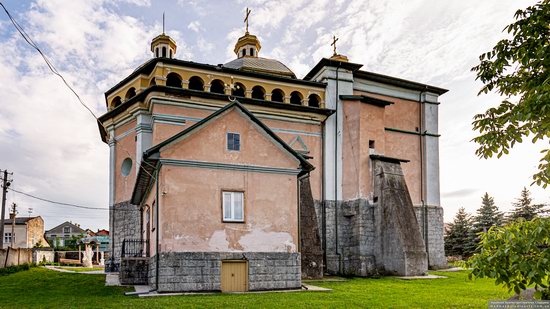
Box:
222;191;244;222
4;232;13;244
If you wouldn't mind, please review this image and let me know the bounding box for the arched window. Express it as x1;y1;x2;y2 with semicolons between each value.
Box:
149;78;156;87
232;83;245;97
250;48;254;56
308;94;321;108
188;76;204;91
210;79;225;94
112;96;122;108
125;87;136;100
251;86;265;100
242;49;246;57
271;89;284;102
169;50;172;58
155;48;159;58
290;91;303;105
166;73;183;88
162;46;167;58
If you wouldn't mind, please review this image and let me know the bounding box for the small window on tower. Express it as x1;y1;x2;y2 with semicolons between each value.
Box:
227;132;240;151
242;49;246;57
250;48;254;56
369;140;375;149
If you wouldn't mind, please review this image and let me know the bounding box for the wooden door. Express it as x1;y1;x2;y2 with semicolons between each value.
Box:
221;261;248;292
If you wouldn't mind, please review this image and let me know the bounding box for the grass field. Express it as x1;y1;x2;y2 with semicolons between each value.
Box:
0;267;511;308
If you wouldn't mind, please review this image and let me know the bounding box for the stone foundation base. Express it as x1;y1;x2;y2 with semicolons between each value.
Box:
120;257;149;285
314;198;445;276
149;252;301;292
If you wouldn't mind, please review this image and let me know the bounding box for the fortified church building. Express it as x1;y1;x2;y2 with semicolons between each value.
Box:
98;13;448;292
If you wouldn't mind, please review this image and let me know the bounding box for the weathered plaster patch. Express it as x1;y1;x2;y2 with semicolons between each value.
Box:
208;230;230;251
238;229;296;252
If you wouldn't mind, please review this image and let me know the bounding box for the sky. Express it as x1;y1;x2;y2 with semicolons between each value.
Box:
0;0;547;230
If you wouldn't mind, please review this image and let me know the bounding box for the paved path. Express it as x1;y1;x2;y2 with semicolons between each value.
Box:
43;265;104;275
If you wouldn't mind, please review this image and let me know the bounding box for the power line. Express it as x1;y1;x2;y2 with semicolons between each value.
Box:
8;187;139;212
0;2;100;124
8;187;109;210
0;2;159;181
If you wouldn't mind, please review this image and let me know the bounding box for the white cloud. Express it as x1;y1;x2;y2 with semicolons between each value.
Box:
187;20;201;33
0;0;188;230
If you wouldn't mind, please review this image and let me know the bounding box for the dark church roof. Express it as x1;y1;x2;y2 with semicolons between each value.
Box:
223;57;296;79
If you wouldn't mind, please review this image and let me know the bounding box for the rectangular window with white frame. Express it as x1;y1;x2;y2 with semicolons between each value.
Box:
4;232;13;244
222;191;244;222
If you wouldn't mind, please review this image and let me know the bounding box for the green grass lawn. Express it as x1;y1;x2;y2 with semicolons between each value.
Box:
0;267;511;308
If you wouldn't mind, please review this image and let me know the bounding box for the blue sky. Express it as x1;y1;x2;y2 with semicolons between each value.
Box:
0;0;547;230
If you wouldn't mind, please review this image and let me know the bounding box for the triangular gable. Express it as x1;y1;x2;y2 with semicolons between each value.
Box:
288;136;309;154
143;100;313;172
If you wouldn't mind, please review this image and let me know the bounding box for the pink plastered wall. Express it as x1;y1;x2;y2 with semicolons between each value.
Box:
342;92;422;203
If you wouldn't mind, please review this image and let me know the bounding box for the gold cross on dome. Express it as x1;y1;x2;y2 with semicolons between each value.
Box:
331;35;339;56
244;7;251;33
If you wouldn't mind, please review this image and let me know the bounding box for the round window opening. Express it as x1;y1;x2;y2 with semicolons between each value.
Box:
121;158;132;176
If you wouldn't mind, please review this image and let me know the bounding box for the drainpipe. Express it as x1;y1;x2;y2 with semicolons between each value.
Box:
321;123;327;272
419;89;430;265
155;165;160;291
297;174;303;253
334;64;342;274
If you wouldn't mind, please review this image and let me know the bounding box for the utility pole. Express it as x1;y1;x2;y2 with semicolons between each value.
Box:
0;169;13;249
10;203;16;248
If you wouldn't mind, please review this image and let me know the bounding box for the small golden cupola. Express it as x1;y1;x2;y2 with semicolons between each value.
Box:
224;8;296;79
234;32;261;58
151;33;177;59
234;8;261;58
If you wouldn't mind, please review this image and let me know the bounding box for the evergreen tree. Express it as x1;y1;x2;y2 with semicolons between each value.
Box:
445;207;476;258
473;193;503;233
471;193;504;254
508;187;546;222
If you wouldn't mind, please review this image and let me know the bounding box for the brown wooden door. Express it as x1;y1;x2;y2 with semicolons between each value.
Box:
221;261;248;292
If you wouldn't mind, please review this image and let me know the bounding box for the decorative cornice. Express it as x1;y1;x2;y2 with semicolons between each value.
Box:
161;159;301;175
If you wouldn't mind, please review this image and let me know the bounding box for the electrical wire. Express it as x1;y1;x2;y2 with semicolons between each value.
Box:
0;2;159;181
8;187;138;212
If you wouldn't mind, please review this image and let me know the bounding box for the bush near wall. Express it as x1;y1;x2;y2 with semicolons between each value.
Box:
0;263;37;276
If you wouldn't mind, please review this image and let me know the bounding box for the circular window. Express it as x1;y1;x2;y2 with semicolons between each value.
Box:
121;158;132;176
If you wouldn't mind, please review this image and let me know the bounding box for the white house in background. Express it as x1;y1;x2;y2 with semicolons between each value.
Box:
44;221;86;248
2;216;49;249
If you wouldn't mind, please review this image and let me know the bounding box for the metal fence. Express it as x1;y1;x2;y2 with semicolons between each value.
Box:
121;239;149;258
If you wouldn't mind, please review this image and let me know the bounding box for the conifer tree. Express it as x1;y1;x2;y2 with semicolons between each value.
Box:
445;207;476;257
470;193;503;254
473;193;503;233
508;187;546;222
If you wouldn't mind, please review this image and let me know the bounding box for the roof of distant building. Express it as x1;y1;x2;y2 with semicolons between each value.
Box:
2;216;40;225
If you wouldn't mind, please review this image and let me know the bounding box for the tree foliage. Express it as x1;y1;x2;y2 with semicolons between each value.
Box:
508;187;547;222
445;207;477;257
468;218;550;299
471;1;550;187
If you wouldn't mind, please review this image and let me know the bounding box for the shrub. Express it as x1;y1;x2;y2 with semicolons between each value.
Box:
0;263;37;276
468;218;550;299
